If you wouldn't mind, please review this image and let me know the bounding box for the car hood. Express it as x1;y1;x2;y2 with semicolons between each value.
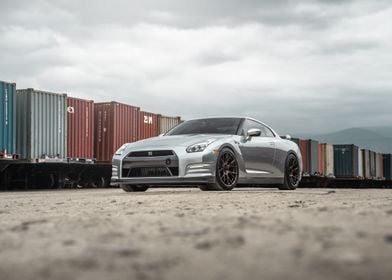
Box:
128;134;232;149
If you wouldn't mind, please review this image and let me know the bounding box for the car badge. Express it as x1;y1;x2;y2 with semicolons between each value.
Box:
148;151;153;156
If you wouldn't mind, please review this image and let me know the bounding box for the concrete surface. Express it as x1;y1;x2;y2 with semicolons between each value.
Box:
0;188;392;280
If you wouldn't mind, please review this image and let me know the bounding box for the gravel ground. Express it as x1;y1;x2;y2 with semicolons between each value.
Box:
0;188;392;280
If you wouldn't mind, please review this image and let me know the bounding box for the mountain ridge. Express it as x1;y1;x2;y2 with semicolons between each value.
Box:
293;126;392;154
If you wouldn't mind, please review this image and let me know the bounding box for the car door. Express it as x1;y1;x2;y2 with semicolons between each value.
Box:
238;119;277;177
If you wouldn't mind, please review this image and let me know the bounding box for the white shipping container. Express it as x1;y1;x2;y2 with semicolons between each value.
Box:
358;149;364;178
158;115;181;134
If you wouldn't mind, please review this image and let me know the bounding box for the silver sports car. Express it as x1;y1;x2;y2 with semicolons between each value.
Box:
111;117;302;192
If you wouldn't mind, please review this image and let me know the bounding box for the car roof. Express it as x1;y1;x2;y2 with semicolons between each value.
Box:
184;116;280;138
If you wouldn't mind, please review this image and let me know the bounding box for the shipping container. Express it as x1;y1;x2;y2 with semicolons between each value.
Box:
158;115;181;134
324;144;334;177
362;149;371;179
375;153;382;179
384;154;392;181
139;111;159;140
333;145;359;178
94;102;140;162
298;140;309;173
358;149;364;178
0;80;16;155
370;151;376;178
318;144;324;176
67;97;94;159
16;89;67;160
318;143;334;177
296;139;319;175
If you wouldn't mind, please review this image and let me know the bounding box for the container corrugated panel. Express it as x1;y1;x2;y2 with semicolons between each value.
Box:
67;97;94;159
383;154;392;181
16;89;67;160
362;149;371;179
333;144;359;178
94;102;140;162
358;149;363;178
158;115;181;134
139;111;159;140
0;80;16;154
370;151;376;178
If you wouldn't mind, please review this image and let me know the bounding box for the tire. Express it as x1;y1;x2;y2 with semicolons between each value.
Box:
279;153;300;190
121;185;149;192
199;148;239;191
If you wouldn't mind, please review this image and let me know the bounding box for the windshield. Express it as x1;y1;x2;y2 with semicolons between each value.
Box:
166;118;242;135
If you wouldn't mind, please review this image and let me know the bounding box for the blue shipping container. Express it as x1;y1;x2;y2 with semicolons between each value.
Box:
0;80;16;154
334;144;359;178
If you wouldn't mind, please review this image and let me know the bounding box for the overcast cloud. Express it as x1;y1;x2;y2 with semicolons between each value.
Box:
1;0;391;134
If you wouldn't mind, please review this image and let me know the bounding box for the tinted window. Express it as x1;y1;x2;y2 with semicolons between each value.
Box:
166;118;242;135
240;119;275;137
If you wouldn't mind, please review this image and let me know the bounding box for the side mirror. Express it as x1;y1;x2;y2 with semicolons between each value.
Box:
246;128;261;140
281;134;291;140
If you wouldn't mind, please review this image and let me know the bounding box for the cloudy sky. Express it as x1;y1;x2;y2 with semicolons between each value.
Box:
1;0;391;134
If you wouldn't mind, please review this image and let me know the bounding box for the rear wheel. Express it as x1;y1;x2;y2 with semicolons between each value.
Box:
121;185;149;192
200;148;239;191
279;154;300;190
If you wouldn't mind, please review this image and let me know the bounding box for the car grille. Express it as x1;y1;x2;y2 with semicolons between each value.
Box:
127;150;174;157
122;167;179;177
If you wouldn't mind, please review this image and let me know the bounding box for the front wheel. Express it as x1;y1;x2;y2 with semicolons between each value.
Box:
121;185;149;192
200;148;239;191
279;154;300;190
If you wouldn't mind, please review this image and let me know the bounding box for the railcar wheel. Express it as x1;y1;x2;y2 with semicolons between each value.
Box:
121;185;149;192
200;148;239;191
279;154;300;190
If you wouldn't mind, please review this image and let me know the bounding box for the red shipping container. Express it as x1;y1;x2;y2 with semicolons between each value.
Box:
138;111;159;140
94;102;140;162
299;140;309;174
67;97;94;159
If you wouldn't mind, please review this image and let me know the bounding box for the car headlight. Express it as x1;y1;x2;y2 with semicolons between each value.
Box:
186;139;216;153
115;144;129;155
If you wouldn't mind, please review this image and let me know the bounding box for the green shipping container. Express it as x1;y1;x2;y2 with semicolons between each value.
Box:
334;144;359;178
0;80;16;154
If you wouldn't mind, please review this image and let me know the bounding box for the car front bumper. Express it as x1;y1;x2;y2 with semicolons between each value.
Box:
111;174;215;186
111;146;218;186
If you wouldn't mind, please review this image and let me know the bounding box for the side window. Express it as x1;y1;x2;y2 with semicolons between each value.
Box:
262;125;275;137
241;119;275;137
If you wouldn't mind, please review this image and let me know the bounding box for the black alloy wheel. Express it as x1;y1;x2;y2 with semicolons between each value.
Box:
200;148;239;191
279;154;300;190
